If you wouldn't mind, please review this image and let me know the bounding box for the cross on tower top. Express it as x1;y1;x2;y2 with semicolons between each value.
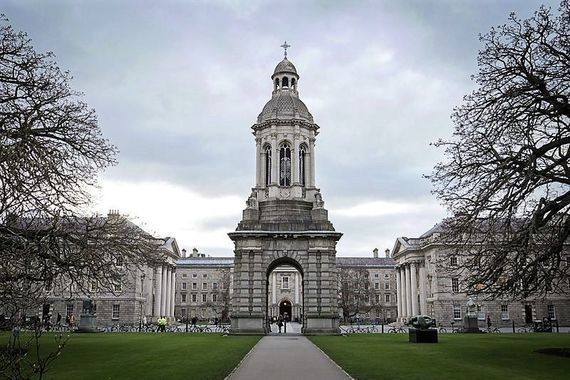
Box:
280;41;291;58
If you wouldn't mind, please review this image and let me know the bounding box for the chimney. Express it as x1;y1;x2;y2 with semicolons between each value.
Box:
182;249;187;258
373;248;378;258
385;248;391;258
107;209;120;220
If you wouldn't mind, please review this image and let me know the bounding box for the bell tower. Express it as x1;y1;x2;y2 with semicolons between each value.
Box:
229;43;342;335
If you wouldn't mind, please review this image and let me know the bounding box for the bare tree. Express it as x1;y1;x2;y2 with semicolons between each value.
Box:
0;14;162;312
0;16;162;378
338;268;377;322
429;1;570;299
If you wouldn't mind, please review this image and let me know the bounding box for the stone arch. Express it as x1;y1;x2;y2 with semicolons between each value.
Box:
229;233;342;335
265;254;305;326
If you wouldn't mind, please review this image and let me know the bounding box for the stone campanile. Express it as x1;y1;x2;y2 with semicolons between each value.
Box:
229;45;342;335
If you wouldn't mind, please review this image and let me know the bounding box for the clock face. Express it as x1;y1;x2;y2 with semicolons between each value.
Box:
280;188;291;198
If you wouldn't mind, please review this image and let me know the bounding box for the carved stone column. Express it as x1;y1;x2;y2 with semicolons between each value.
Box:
405;264;412;320
160;266;167;317
170;269;176;317
410;261;418;316
165;267;171;318
154;266;162;319
419;263;427;315
396;267;402;320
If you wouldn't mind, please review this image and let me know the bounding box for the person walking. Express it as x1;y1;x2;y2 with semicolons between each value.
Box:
486;315;492;331
191;316;197;327
277;315;284;333
158;316;167;332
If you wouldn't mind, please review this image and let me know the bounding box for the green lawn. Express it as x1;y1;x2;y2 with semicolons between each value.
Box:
2;332;260;380
310;334;570;380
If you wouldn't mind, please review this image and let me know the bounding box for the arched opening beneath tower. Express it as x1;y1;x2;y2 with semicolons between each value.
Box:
266;257;303;334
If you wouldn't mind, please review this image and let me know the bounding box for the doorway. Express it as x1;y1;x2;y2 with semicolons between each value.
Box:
279;300;292;321
524;304;533;324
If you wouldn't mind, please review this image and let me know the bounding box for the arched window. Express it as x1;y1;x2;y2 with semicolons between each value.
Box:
279;143;291;186
291;78;296;89
282;77;289;88
265;145;272;185
274;78;280;90
299;145;306;186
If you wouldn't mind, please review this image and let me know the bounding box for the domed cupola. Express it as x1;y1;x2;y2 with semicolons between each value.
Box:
257;42;314;124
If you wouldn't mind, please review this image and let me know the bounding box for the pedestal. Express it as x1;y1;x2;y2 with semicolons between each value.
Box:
77;314;98;333
463;316;480;333
409;328;438;343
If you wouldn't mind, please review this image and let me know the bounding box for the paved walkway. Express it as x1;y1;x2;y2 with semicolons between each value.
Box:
228;335;352;380
268;321;303;334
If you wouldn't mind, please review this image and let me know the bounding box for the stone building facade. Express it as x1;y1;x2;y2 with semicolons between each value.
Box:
31;213;180;328
392;223;570;327
337;254;398;323
172;250;398;324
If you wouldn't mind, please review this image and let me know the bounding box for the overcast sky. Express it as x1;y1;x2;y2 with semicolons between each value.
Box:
3;0;558;257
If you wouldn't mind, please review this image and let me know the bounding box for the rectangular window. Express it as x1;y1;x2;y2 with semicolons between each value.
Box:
112;304;120;319
548;305;556;320
282;276;290;289
385;294;391;303
212;294;217;302
181;308;187;318
90;282;98;292
375;294;380;303
202;282;207;290
181;294;187;303
202;294;207;303
364;282;369;290
182;274;187;278
66;304;74;317
451;278;459;293
374;273;379;278
501;304;509;320
192;294;197;303
213;283;218;290
450;256;458;266
364;295;370;304
384;282;390;290
192;283;197;290
182;282;187;290
453;305;461;320
374;282;379;290
203;274;208;278
192;273;197;278
476;305;485;320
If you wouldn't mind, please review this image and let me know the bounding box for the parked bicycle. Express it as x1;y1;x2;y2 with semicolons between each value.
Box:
387;326;407;333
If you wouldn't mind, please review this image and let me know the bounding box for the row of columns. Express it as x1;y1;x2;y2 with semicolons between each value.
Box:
153;265;175;319
255;136;316;188
396;261;427;322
